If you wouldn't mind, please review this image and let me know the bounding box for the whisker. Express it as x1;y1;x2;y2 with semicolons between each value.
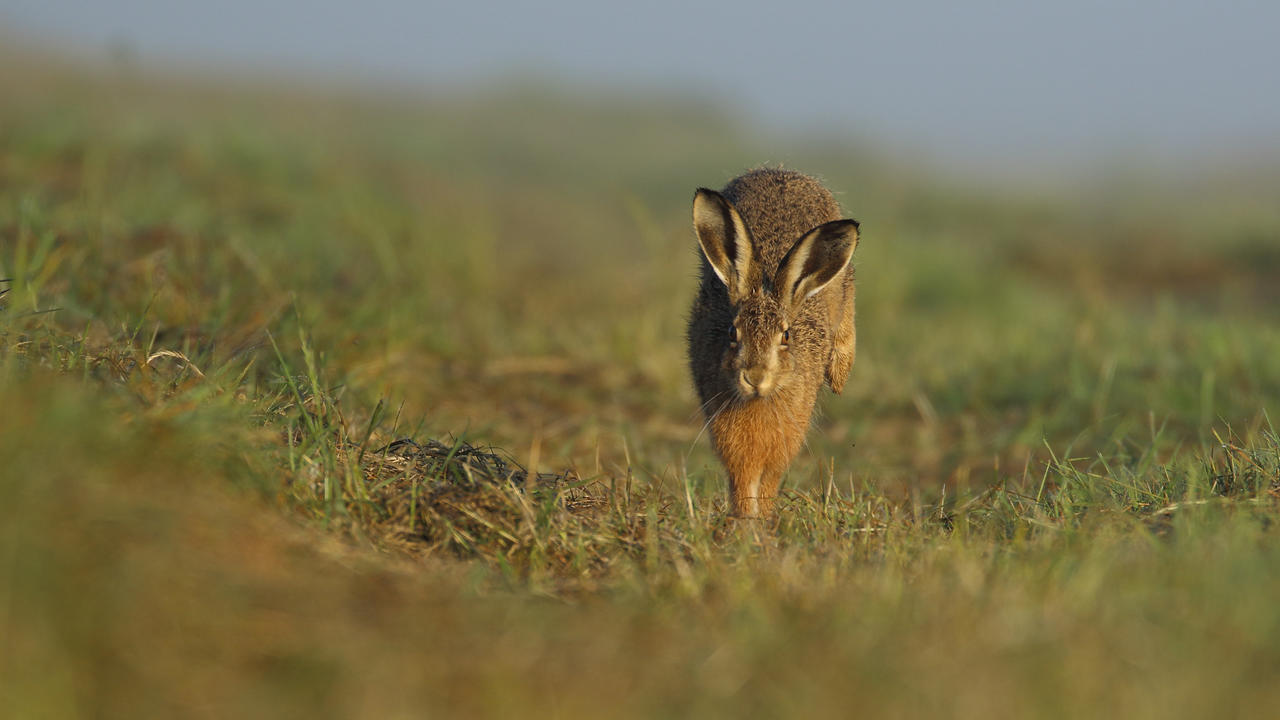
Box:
688;387;732;423
688;392;732;457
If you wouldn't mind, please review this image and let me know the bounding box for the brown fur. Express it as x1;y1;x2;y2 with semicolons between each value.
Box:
687;168;859;517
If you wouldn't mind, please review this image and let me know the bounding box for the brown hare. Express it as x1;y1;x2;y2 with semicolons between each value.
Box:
687;168;859;518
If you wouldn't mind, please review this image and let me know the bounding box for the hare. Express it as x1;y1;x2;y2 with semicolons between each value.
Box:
687;168;859;518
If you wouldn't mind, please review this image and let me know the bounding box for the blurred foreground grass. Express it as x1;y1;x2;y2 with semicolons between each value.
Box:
2;51;1280;718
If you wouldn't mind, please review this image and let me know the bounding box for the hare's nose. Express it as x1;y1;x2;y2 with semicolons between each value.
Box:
740;369;770;395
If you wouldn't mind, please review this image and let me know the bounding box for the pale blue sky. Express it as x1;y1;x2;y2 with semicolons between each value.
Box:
4;0;1278;173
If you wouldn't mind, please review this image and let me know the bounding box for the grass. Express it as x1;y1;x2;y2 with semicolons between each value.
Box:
2;50;1280;718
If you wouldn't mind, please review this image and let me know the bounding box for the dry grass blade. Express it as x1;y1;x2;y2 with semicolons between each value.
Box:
146;349;207;378
342;438;611;564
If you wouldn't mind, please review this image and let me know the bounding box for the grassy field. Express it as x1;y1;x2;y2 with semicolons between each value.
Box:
3;51;1280;718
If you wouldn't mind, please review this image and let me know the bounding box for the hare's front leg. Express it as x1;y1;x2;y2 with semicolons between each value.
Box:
826;285;856;394
729;470;764;518
757;465;787;517
712;421;764;517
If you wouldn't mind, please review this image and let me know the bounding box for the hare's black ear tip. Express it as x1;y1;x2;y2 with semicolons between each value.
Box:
828;218;860;250
822;218;859;239
840;219;861;245
693;188;729;216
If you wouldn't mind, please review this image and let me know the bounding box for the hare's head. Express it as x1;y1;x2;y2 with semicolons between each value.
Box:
693;188;858;400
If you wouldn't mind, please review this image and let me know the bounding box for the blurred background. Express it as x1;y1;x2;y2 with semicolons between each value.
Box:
4;4;1280;718
5;0;1280;179
1;0;1277;484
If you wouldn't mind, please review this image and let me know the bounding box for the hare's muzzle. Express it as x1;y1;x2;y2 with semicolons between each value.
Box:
738;368;775;398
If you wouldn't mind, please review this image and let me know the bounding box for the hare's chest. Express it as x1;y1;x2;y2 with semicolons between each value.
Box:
711;397;807;468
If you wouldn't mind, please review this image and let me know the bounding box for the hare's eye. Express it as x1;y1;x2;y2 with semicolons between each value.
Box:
729;326;739;344
782;328;790;346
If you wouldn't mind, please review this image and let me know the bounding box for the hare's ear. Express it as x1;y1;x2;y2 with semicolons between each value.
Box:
693;188;754;300
774;219;859;310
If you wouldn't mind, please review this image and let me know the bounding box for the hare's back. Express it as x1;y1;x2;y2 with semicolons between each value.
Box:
721;169;841;273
